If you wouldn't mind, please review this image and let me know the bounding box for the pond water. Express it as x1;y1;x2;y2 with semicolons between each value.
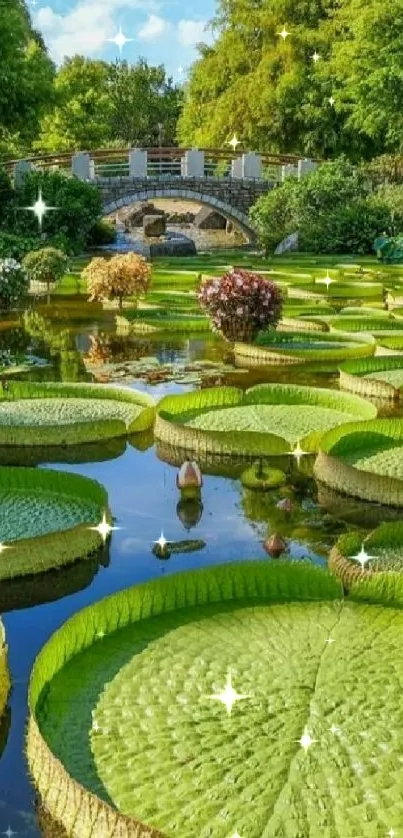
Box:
0;306;398;835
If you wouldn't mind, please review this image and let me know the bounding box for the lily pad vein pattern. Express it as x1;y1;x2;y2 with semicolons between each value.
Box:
37;600;403;837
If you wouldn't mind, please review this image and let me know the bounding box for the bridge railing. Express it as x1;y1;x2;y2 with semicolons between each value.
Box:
7;147;321;187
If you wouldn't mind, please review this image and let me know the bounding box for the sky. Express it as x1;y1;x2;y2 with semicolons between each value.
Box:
30;0;217;79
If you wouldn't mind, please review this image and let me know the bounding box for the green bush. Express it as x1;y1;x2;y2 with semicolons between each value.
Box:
251;156;391;254
86;219;116;247
299;199;392;254
368;183;403;233
0;168;14;225
3;169;102;255
249;178;300;253
0;232;41;260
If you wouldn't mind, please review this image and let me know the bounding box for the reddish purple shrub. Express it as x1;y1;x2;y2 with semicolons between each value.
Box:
198;268;283;342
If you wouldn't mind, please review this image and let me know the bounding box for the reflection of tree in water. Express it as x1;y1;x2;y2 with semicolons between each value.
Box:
23;311;89;382
84;332;156;365
241;476;349;556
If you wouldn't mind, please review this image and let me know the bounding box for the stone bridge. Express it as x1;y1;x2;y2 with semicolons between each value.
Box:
10;147;319;243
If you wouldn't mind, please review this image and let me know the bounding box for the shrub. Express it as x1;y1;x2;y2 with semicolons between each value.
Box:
22;247;69;302
250;156;372;254
299;199;393;254
83;253;151;310
0;232;41;260
3;169;102;254
86;219;116;247
249;178;300;253
0;258;29;309
198;269;283;342
0;168;14;225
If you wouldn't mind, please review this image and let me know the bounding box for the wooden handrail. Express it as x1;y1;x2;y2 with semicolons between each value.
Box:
2;147;322;172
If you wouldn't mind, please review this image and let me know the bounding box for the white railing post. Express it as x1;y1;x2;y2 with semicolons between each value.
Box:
14;160;33;188
72;152;91;180
298;158;318;180
129;149;147;177
231;157;242;178
241;152;262;179
181;149;205;177
281;163;299;182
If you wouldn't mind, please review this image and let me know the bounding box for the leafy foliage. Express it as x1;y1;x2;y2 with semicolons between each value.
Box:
22;247;68;292
0;258;28;309
198;269;283;341
83;253;151;310
3;170;102;255
251;157;392;254
86;219;116;247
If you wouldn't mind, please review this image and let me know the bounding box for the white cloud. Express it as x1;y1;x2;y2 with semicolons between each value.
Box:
138;14;169;41
33;0;153;63
176;19;207;46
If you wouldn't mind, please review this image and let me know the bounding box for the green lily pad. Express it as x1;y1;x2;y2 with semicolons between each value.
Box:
27;561;403;838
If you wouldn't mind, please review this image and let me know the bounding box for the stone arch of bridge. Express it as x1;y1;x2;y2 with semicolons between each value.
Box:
102;187;257;242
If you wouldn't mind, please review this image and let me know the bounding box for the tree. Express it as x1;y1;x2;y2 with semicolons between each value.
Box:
34;57;114;151
83;253;151;310
4;169;103;254
107;59;183;147
0;0;55;156
22;247;68;304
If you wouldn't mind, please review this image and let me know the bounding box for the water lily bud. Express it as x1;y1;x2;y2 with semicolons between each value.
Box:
263;533;287;558
176;461;203;490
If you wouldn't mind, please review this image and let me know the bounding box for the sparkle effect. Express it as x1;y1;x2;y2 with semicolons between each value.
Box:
154;531;168;552
22;189;58;230
329;96;336;106
312;50;321;62
92;720;100;733
289;440;307;467
298;726;317;752
0;543;11;555
350;544;376;570
88;512;120;543
2;828;17;838
229;832;244;838
325;636;335;645
277;26;290;39
329;724;341;734
387;830;397;837
208;671;250;716
316;272;335;290
107;26;134;54
228;134;241;151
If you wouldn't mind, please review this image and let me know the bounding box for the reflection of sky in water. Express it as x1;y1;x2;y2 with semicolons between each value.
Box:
0;328;347;836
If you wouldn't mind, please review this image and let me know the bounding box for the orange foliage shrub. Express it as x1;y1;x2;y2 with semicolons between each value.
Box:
83;253;151;309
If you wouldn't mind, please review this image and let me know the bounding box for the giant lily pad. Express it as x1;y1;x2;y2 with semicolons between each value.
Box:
329;522;403;590
27;560;403;838
0;380;155;446
155;384;376;457
234;330;375;367
0;466;111;580
340;356;403;400
315;418;403;506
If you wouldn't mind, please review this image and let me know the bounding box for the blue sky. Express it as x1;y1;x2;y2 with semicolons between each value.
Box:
30;0;217;79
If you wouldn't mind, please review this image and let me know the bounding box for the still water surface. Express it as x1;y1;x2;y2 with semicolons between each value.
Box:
0;315;388;836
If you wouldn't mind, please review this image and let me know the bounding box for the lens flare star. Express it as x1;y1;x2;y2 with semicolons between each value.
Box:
22;188;58;230
316;272;335;290
325;636;335;645
328;96;336;107
350;544;376;570
228;134;241;151
228;832;245;838
298;726;317;752
207;671;250;715
328;724;341;734
312;51;321;62
107;26;134;54
387;830;397;838
277;25;290;39
154;531;168;552
0;543;11;555
289;440;307;467
2;827;17;838
89;512;120;543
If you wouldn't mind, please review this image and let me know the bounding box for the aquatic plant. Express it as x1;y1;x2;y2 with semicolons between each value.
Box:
0;380;155;446
155;383;376;457
315;417;403;506
198;269;283;342
0;465;111;581
235;329;376;366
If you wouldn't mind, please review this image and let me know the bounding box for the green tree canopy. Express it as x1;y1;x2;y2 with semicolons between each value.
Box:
0;0;55;156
